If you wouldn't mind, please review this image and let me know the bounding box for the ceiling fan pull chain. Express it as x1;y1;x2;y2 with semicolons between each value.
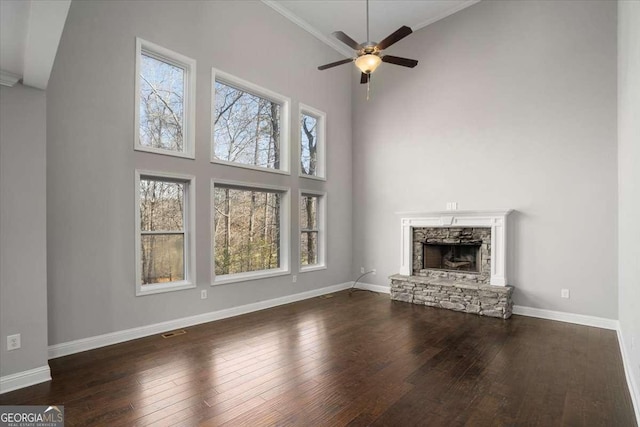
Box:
367;77;370;101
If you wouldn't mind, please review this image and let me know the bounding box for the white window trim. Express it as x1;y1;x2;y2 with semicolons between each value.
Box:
211;68;291;174
211;179;291;285
134;38;196;159
135;169;196;296
299;189;327;272
298;103;326;181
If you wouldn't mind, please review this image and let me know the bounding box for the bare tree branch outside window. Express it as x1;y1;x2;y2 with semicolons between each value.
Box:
140;179;185;284
300;195;318;265
139;53;185;152
300;114;318;176
214;187;281;275
213;81;281;169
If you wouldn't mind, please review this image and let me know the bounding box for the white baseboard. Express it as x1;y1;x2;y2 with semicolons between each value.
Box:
512;305;618;330
617;327;640;423
48;282;352;359
358;285;619;330
0;365;51;394
354;281;390;294
361;285;618;330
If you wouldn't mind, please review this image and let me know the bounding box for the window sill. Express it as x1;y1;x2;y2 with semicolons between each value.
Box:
299;264;327;273
136;280;195;296
299;173;326;182
135;145;195;159
211;159;290;175
212;268;291;286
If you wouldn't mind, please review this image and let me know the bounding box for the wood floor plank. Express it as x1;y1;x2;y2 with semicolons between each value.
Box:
0;291;635;427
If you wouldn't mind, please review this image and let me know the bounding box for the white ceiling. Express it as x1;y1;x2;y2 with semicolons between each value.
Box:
0;0;30;76
0;0;71;89
263;0;480;57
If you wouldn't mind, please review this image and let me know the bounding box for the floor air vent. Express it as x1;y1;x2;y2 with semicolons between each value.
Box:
162;330;187;338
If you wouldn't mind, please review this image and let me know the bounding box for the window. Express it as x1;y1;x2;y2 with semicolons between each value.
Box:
300;190;326;271
212;68;290;173
135;170;195;295
299;104;326;180
212;180;290;284
135;38;196;158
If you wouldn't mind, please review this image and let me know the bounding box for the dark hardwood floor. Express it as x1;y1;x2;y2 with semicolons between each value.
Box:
1;290;636;426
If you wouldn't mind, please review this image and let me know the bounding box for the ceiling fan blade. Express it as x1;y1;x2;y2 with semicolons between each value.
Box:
317;58;354;71
382;55;419;68
332;31;363;50
360;73;369;84
376;26;413;50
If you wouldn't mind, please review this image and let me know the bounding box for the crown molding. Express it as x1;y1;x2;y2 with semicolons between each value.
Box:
261;0;481;59
0;70;22;87
261;0;354;58
413;0;482;31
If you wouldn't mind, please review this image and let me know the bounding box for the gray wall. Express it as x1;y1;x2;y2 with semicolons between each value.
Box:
618;0;640;410
47;0;352;345
351;0;618;318
0;84;48;377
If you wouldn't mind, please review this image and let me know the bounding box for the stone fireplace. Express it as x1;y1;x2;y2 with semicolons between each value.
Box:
391;210;514;319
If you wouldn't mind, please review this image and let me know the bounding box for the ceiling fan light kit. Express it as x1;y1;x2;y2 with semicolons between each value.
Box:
317;0;419;97
355;54;382;74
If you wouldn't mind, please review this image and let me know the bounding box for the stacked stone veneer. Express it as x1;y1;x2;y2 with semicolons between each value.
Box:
413;227;491;283
390;274;514;319
392;226;512;319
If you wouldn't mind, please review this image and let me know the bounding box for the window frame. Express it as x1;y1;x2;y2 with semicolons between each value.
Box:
298;104;326;181
135;169;196;296
211;68;291;175
299;189;327;272
134;38;196;159
211;179;291;285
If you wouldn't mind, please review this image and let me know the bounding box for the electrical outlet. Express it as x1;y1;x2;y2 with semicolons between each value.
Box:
561;289;570;299
292;275;297;283
372;269;377;275
360;267;365;274
446;202;458;211
201;290;207;300
7;334;20;351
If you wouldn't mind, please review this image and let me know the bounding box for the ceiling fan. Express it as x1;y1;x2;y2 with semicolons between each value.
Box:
317;0;419;86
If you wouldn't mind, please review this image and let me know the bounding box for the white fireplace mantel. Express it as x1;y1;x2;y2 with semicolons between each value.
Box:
398;210;513;286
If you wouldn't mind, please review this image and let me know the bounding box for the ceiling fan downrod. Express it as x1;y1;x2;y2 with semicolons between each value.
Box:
366;0;370;43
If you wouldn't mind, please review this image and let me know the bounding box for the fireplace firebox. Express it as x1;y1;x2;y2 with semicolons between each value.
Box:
412;226;492;283
423;243;481;272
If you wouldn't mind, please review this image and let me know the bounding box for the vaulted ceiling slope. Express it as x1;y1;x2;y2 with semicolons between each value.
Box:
1;0;476;89
0;0;71;89
262;0;481;57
